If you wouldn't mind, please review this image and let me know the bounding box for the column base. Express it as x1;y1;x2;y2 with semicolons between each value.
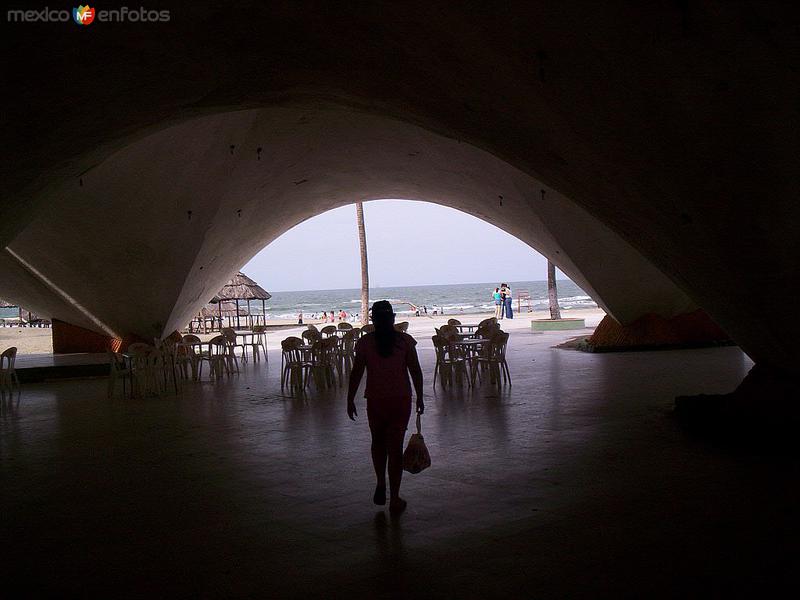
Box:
584;309;730;352
52;319;122;354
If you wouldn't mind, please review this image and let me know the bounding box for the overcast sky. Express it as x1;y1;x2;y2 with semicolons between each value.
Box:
242;200;566;292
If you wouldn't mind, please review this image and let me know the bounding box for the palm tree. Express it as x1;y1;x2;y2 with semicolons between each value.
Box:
547;259;561;320
356;202;369;325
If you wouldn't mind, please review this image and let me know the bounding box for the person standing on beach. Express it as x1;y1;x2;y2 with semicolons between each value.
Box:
493;287;503;319
321;311;328;323
347;300;424;515
298;312;304;325
504;283;514;319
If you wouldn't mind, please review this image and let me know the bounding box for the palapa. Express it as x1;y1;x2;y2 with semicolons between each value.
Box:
191;272;271;331
213;272;271;302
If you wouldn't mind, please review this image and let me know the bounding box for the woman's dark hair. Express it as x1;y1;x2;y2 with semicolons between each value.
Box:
371;300;397;358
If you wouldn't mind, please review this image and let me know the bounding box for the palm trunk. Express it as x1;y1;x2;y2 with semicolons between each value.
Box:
547;259;561;320
356;202;369;325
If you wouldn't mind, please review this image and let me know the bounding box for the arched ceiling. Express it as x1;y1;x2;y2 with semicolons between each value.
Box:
0;106;694;340
2;2;798;374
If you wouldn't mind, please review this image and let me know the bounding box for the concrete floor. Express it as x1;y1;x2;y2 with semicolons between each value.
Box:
2;328;798;598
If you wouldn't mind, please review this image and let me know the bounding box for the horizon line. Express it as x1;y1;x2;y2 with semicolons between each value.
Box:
265;277;575;294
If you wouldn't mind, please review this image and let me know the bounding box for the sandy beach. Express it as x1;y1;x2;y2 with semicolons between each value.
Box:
1;308;605;357
0;327;53;355
261;307;605;337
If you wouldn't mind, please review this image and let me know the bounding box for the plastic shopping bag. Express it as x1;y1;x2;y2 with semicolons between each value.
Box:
403;414;431;474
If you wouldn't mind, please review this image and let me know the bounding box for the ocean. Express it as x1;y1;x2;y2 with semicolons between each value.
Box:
0;280;597;322
263;280;595;320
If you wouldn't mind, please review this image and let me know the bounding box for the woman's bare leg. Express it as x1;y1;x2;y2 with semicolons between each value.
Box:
371;437;387;487
371;428;388;504
387;428;406;511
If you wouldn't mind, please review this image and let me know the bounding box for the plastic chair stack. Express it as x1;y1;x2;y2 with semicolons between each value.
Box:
432;334;470;389
281;336;305;394
471;331;511;386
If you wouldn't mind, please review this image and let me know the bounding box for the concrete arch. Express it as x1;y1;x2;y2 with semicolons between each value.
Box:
0;105;695;343
3;2;799;379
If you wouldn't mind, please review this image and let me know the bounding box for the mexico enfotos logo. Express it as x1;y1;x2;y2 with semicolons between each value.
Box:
73;5;94;25
7;6;171;24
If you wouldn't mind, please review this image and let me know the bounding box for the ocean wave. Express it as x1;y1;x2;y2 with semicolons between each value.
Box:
252;281;597;321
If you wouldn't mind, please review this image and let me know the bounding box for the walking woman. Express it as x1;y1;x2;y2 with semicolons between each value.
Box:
347;301;424;514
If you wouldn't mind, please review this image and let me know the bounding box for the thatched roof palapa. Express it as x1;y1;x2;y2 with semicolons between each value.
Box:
191;271;270;331
211;272;271;302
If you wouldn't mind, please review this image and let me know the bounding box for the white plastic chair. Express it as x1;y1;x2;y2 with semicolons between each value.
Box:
249;325;267;362
281;337;305;394
0;346;21;395
126;343;159;397
179;335;203;380
471;331;511;386
301;329;320;346
221;327;246;368
198;336;230;380
107;351;132;398
304;337;337;390
432;335;469;389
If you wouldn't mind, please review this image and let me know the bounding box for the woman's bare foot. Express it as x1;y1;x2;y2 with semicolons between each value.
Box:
389;497;407;514
373;484;386;506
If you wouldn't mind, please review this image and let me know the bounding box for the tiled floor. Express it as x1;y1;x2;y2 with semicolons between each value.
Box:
2;329;797;598
14;352;109;369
